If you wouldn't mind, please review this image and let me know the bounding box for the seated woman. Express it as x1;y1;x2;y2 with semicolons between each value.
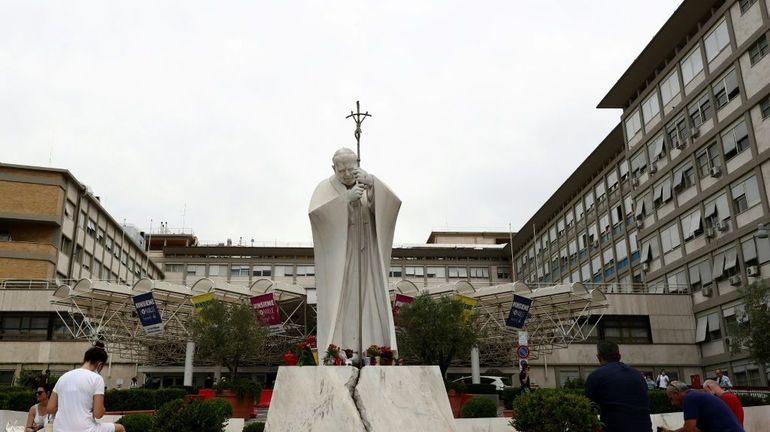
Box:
25;384;52;431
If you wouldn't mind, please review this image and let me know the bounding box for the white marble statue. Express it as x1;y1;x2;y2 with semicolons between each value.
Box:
309;147;401;358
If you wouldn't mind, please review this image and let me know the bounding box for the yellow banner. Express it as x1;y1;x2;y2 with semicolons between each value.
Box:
455;294;477;321
191;292;215;314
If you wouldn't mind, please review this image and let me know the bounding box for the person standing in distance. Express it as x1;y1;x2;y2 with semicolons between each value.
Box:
585;340;652;432
47;344;126;432
715;369;733;389
657;369;670;390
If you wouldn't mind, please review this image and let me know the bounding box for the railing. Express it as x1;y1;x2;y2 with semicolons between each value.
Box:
0;279;56;290
523;282;692;295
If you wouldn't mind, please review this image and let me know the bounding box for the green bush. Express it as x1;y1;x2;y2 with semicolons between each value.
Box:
460;397;497;418
501;387;519;410
104;388;187;411
215;379;261;400
511;389;601;432
0;390;35;411
243;423;265;432
464;383;497;394
563;376;586;389
648;390;678;414
738;393;769;406
151;398;232;432
0;386;30;394
116;413;154;430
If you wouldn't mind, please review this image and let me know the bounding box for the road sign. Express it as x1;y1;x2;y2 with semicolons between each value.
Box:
516;345;530;359
518;330;528;346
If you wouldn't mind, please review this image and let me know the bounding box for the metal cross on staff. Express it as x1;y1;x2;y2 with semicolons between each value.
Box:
345;100;371;167
345;100;371;367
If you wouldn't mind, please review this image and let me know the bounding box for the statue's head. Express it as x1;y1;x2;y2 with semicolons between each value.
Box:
332;147;358;187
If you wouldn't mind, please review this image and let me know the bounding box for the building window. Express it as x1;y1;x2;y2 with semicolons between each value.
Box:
296;266;315;276
620;160;630;182
426;267;446;279
673;162;696;192
86;219;97;237
405;266;424;277
680;46;704;85
208;264;228;277
722;120;750;161
689;259;713;292
496;267;511;279
252;265;272;277
584;191;595;213
660;223;681;254
584;315;652;344
704;193;731;228
274;265;293;277
713;247;739;280
731;175;760;214
653;179;673;208
760;96;770;119
739;0;757;14
641;91;660;124
96;228;105;245
165;264;184;273
625;110;642;138
667;270;688;293
648;134;667;162
713;69;740;110
105;237;113;252
83;252;92;271
748;34;768;66
0;313;51;341
696;143;721;178
60;236;73;256
660;70;680;106
389;267;403;278
704;19;730;62
448;267;468;278
64;201;76;220
741;235;770;268
695;313;722;343
681;209;703;241
688;92;712;128
615;239;628;270
469;267;489;279
640;237;660;264
230;265;250;277
631;150;648;178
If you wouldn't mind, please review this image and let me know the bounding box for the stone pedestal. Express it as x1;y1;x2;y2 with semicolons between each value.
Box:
265;366;456;432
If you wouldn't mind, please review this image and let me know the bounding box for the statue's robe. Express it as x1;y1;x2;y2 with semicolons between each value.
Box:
309;175;401;356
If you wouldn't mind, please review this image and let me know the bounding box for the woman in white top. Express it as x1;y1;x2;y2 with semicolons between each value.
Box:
25;385;51;432
47;344;126;432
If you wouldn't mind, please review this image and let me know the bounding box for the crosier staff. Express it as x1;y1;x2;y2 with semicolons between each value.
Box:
346;101;371;367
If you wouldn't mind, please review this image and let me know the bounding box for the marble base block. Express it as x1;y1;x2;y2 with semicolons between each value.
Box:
265;366;456;432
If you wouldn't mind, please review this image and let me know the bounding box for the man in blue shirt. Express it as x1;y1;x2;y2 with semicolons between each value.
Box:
585;341;652;432
660;380;744;432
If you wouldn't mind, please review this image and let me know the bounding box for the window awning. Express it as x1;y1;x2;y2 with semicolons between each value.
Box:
695;316;708;342
712;253;725;279
724;249;737;271
742;240;757;263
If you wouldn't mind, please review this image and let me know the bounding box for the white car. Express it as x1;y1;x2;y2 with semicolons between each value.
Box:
452;376;511;391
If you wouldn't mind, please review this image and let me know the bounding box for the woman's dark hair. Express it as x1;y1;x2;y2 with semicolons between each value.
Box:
84;343;108;364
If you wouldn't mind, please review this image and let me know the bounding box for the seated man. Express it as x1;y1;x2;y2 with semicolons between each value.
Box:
660;381;743;432
703;379;743;426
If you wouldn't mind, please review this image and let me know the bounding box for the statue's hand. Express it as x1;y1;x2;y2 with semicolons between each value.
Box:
353;168;373;187
346;184;365;202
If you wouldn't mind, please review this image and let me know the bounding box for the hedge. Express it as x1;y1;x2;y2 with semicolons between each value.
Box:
104;388;187;411
152;398;232;432
460;397;497;418
463;383;497;395
243;423;265;432
116;413;154;430
0;390;35;412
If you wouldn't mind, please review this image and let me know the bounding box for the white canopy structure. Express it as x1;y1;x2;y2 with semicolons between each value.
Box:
50;278;606;370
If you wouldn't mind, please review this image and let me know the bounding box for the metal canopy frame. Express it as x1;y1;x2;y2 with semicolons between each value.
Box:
51;278;606;368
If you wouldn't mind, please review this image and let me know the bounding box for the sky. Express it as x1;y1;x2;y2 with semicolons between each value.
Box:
1;0;682;245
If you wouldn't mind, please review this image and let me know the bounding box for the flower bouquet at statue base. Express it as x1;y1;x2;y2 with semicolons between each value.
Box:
323;344;345;366
283;335;317;366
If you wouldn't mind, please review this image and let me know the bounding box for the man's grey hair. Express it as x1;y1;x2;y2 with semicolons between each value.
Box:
667;380;689;393
702;379;719;389
332;147;357;165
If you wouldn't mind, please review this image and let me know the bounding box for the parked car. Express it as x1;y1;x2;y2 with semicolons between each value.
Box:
452;376;511;391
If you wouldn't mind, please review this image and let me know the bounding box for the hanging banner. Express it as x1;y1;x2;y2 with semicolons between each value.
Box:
392;294;414;325
506;294;533;329
455;294;477;322
250;293;284;335
191;292;215;316
133;292;163;335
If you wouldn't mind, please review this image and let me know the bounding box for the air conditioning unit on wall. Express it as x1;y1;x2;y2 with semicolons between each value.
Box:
632;178;640;187
649;163;658;174
747;265;760;277
717;220;729;232
710;166;722;177
701;285;713;297
729;275;742;286
642;262;650;272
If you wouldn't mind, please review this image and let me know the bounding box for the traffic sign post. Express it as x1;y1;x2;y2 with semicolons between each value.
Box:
516;345;530;359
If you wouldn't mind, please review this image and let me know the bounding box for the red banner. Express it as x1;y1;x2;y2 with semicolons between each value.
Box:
392;294;414;325
250;293;283;335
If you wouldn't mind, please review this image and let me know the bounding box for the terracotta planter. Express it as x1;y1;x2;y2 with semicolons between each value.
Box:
502;409;514;417
216;389;255;419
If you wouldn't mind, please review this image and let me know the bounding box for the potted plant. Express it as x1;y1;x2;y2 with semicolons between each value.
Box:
283;336;317;366
379;346;394;365
214;379;261;419
366;344;380;365
324;344;343;365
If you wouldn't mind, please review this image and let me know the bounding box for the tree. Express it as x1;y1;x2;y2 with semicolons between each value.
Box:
396;294;483;378
191;300;268;380
731;280;770;370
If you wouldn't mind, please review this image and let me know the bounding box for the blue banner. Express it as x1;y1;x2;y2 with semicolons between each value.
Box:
505;294;532;329
133;292;163;335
